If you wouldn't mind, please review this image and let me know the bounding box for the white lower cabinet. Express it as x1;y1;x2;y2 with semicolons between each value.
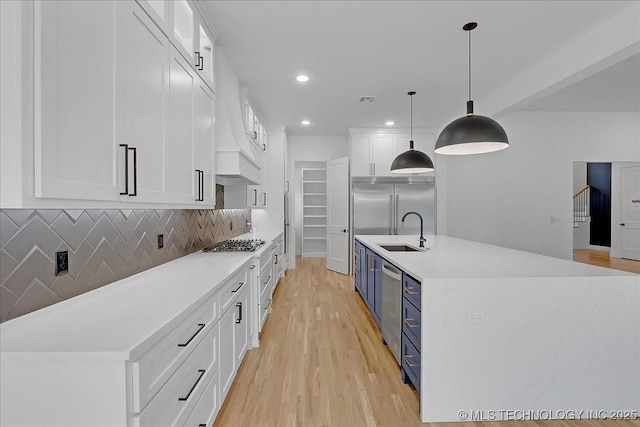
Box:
219;279;249;401
0;262;255;427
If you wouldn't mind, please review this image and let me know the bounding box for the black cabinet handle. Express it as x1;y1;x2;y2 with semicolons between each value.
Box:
195;169;202;201
232;282;244;293
128;146;137;196
235;302;242;324
253;189;257;206
263;275;271;285
275;254;278;265
177;323;205;347
119;144;129;195
200;170;204;201
264;298;272;310
263;192;267;206
198;53;204;71
178;369;206;401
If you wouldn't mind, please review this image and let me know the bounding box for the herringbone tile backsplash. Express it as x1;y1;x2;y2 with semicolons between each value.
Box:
0;208;251;322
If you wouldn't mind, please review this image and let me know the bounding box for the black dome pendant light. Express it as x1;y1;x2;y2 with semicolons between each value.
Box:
435;22;509;155
390;91;435;174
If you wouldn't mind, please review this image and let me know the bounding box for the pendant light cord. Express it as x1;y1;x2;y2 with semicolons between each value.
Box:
468;28;472;101
410;93;413;141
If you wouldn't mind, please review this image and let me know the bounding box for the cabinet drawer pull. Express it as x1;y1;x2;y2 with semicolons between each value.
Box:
274;254;278;265
119;144;129;195
403;318;418;328
263;276;271;285
264;298;272;310
199;424;206;427
129;146;137;196
177;323;205;347
195;169;203;201
236;302;242;324
403;355;418;367
249;265;256;270
178;369;206;401
232;282;244;293
404;286;418;295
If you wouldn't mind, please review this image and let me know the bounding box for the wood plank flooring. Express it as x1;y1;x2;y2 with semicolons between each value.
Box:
214;257;640;427
573;249;640;274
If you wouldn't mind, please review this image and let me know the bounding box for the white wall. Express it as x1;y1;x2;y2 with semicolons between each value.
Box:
444;111;640;260
287;136;349;267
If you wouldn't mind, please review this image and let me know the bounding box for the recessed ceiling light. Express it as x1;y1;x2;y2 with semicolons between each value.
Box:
296;75;309;82
301;120;310;125
385;121;395;126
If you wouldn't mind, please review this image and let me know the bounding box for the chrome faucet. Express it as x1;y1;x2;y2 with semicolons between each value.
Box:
401;211;426;247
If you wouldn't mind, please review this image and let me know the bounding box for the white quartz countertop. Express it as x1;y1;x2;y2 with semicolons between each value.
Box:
0;231;283;358
355;234;637;281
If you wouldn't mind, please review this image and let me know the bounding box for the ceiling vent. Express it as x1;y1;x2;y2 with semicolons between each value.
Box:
359;96;377;103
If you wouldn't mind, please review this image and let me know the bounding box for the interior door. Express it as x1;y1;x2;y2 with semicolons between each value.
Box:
620;165;640;260
326;157;350;274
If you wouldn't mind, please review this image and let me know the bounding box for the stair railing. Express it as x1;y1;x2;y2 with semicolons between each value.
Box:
573;185;590;228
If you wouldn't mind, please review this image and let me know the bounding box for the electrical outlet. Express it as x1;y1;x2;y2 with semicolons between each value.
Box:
55;251;69;276
467;311;484;324
157;234;164;249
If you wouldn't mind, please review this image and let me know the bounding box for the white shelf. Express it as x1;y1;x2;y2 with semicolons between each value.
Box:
302;167;327;257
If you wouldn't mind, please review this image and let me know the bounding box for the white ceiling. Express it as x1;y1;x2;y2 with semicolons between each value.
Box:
521;53;640;112
199;1;637;136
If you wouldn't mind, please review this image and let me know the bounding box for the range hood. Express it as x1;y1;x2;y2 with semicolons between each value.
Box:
215;47;261;185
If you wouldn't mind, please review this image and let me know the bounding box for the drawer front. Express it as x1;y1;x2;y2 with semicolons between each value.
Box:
260;265;273;300
402;297;421;348
183;369;219;427
402;273;421;310
258;242;272;267
135;325;218;427
219;268;248;315
401;332;421;393
260;293;272;329
133;295;216;412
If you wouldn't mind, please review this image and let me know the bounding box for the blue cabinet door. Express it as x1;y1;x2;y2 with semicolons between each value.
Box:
372;253;382;324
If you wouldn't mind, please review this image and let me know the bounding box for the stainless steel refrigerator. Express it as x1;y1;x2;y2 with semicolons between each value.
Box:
352;176;436;237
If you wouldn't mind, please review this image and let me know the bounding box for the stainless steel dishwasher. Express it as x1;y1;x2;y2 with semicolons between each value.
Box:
381;260;402;364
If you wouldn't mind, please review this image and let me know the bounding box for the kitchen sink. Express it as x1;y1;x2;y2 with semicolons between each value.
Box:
378;244;427;252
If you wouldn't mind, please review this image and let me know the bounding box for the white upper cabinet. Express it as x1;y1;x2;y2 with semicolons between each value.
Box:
196;22;215;91
194;78;216;206
117;1;170;203
241;89;267;152
349;130;435;177
172;0;194;60
166;45;197;205
35;1;119;201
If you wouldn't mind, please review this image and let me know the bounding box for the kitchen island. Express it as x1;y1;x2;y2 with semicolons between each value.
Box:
356;234;639;423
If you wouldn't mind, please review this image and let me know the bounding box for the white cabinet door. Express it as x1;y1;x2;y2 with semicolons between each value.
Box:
196;21;215;91
166;45;196;204
219;305;236;400
371;136;394;176
234;287;249;366
35;1;118;201
194;79;216;206
117;1;169;203
351;136;371;176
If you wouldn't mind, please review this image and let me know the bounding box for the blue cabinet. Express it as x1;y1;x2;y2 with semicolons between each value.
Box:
353;240;366;298
401;273;421;393
365;248;382;326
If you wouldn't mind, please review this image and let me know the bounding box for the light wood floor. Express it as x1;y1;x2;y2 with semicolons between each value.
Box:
573;249;640;274
214;257;640;427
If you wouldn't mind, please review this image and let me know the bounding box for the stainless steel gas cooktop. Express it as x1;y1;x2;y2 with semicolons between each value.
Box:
202;239;266;253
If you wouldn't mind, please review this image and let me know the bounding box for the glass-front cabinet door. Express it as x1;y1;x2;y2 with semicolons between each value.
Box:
197;24;215;89
172;0;194;61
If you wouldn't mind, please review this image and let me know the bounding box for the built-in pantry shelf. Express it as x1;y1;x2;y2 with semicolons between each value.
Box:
301;168;327;257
